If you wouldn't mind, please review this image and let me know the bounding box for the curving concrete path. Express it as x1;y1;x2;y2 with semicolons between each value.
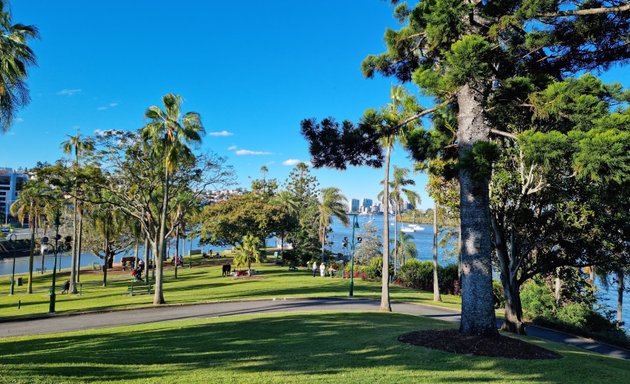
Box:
0;298;628;360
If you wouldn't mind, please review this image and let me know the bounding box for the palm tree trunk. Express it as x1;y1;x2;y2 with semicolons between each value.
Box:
617;269;625;327
154;168;169;305
174;232;180;279
433;202;441;302
380;141;392;311
143;237;150;284
76;207;84;283
457;84;497;336
394;208;399;276
69;197;78;293
27;207;35;294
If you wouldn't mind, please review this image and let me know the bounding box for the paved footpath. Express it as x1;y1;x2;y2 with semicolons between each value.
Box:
0;298;628;360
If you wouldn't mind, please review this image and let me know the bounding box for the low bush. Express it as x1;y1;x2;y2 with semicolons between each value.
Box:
521;280;556;319
397;260;459;295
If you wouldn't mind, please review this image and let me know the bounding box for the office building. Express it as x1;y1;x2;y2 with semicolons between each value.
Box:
0;168;28;224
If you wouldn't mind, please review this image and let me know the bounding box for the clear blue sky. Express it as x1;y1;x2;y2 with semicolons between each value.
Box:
0;1;627;210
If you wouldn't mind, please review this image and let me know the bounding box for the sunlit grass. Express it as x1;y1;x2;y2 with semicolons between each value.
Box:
0;312;627;383
0;256;461;320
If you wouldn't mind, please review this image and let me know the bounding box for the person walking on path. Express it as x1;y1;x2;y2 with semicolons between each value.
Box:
312;261;318;277
320;262;326;277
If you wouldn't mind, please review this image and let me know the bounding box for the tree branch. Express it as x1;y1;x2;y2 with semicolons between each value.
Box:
490;129;518;140
384;99;452;136
540;3;630;17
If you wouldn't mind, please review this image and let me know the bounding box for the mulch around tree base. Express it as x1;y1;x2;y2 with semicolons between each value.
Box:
399;329;561;360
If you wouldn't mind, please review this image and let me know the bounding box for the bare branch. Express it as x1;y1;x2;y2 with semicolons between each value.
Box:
490;129;518;140
540;3;630;17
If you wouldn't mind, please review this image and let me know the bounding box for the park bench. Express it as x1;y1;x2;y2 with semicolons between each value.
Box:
127;284;153;296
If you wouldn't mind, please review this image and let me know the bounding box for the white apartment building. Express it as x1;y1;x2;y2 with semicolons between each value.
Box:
0;168;28;224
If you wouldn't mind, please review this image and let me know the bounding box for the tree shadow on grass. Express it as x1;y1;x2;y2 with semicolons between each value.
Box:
1;312;626;383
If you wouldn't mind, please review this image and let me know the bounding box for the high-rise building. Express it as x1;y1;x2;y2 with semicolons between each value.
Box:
350;199;360;213
361;198;373;209
0;168;28;224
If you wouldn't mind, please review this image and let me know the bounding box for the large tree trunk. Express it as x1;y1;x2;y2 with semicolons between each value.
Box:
457;84;498;336
76;207;84;283
154;169;169;305
433;202;441;302
69;197;78;293
618;269;625;327
491;216;526;334
381;141;392;311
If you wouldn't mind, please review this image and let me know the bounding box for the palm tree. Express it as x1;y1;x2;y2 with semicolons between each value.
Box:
61;133;94;293
233;234;262;276
10;180;48;293
376;85;420;311
0;2;38;132
394;231;416;266
270;191;298;260
318;187;349;263
379;166;421;275
141;93;204;305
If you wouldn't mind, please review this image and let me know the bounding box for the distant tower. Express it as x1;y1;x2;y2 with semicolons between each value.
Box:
350;199;360;213
361;198;373;210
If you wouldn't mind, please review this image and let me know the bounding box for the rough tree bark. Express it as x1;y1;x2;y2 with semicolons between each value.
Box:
457;84;498;336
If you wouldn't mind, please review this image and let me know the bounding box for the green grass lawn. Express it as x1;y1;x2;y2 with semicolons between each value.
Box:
0;312;627;383
0;258;461;320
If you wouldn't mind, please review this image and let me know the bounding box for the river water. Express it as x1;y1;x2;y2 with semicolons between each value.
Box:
1;215;626;326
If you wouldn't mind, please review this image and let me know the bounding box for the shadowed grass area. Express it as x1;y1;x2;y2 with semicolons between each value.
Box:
0;261;461;320
0;312;627;383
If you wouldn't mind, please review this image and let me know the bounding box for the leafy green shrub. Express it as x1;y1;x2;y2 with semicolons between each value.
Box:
438;264;460;295
397;260;459;294
365;257;383;280
556;302;590;328
492;280;505;309
398;259;432;289
520;280;556;320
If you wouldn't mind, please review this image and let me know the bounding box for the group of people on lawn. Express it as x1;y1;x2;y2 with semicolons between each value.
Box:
310;261;337;278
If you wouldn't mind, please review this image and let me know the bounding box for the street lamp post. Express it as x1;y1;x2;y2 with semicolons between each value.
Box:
349;214;360;297
49;209;61;314
9;234;16;295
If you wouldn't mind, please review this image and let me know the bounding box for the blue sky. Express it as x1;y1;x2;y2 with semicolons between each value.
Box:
0;1;628;210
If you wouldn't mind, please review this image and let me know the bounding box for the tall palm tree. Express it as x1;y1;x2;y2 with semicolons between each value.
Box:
270;191;298;260
0;2;38;132
376;85;420;311
394;231;417;266
233;234;262;276
318;187;349;263
10;180;48;293
141;93;204;305
61;133;94;293
379;166;421;275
